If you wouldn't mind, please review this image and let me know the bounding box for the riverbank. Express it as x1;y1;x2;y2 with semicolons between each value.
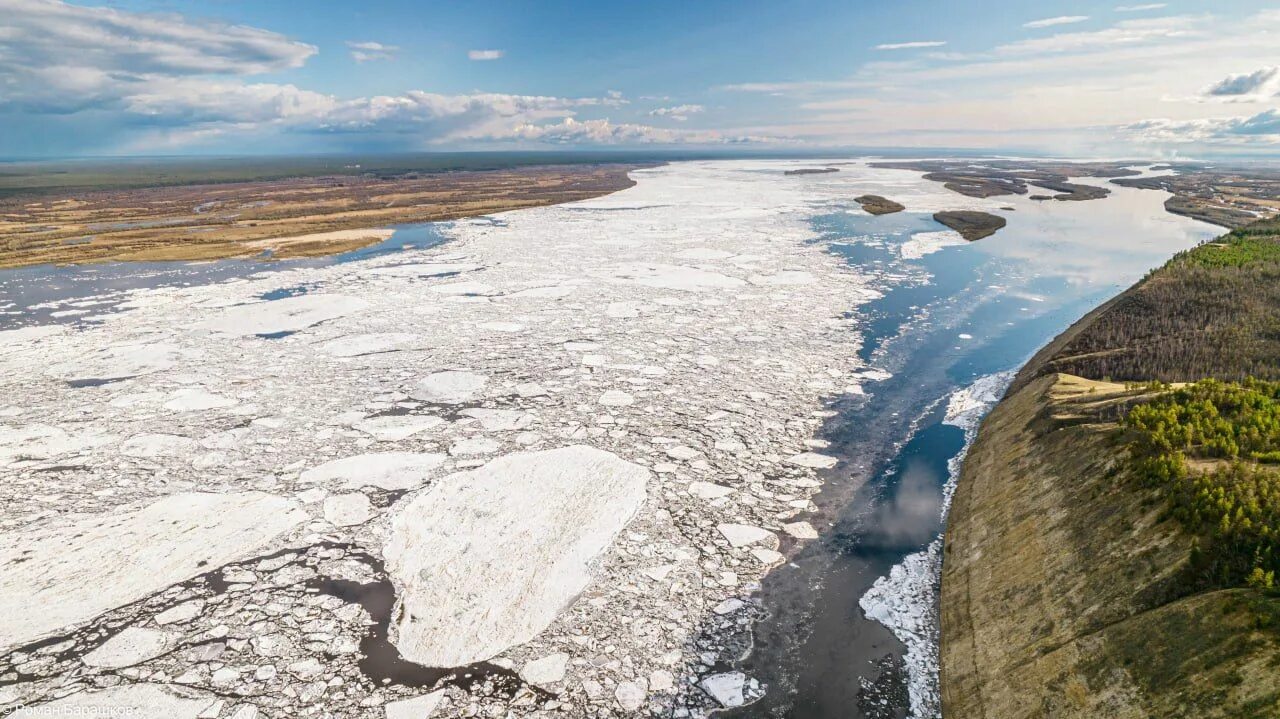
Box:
940;218;1280;717
0;164;639;269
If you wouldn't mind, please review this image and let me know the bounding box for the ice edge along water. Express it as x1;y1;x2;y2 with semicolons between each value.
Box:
2;159;963;718
858;371;1015;719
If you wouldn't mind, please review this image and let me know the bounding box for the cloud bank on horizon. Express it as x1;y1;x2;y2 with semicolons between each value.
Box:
1;0;1279;158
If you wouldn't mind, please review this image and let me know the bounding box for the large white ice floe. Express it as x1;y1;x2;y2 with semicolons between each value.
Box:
367;262;481;278
411;370;488;403
353;414;444;442
197;294;370;336
82;626;179;669
0;325;65;353
320;332;429;357
298;452;447;490
163;387;237;411
119;433;198;458
0;423;112;465
384;445;649;666
0;492;305;652
46;342;180;383
899;230;968;261
609;263;746;291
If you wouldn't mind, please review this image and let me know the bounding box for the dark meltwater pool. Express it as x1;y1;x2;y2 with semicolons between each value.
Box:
729;174;1218;719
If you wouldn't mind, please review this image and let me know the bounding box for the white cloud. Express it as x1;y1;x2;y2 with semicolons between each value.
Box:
1023;15;1089;29
0;0;315;113
506;117;779;145
709;9;1280;154
346;40;398;63
1115;4;1167;11
0;0;315;77
648;104;705;121
122;79;336;124
874;41;947;51
1203;66;1280;100
1122;110;1280;144
468;49;504;61
995;15;1198;56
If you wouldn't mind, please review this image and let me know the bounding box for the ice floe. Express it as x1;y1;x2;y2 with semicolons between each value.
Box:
298;452;447;490
0;492;304;652
411;370;488;403
320;332;429;357
899;230;968;260
198;294;370;337
384;446;649;666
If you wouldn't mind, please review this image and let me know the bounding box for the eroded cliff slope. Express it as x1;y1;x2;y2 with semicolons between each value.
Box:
941;219;1280;718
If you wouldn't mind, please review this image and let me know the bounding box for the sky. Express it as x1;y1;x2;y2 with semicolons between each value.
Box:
3;0;1280;158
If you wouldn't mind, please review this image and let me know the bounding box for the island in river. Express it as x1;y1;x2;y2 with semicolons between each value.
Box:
854;195;906;215
932;210;1007;241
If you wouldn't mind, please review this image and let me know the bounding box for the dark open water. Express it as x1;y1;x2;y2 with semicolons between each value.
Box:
729;176;1218;718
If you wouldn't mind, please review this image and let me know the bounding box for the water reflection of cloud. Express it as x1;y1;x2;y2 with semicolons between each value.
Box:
974;182;1219;287
862;460;944;550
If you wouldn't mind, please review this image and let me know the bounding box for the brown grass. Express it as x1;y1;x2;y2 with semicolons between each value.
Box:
0;164;640;269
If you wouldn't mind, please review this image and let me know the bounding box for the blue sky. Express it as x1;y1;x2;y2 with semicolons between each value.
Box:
3;0;1280;157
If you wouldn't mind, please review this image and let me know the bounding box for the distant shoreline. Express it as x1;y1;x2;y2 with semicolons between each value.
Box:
0;164;642;269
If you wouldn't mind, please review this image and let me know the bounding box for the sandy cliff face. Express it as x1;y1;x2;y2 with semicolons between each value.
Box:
941;373;1280;718
942;219;1280;718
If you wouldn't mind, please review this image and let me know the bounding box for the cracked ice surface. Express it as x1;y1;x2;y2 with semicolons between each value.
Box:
0;160;881;718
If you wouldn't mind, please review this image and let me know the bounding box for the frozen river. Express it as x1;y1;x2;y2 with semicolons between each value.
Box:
0;161;1218;718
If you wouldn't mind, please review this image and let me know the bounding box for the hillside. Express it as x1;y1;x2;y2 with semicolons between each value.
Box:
941;220;1280;718
1012;218;1280;390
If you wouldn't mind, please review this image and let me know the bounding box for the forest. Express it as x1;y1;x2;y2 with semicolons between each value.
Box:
1030;219;1280;384
1124;379;1280;592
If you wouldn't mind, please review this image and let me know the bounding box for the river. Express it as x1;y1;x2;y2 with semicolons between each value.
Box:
727;163;1219;718
0;160;1221;718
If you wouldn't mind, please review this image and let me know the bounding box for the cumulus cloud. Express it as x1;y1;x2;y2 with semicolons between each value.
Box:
0;2;739;150
1115;3;1167;11
1122;109;1280;144
346;41;398;63
1024;16;1089;29
875;41;947;50
0;0;315;77
1203;66;1280;100
648;104;705;121
0;0;315;113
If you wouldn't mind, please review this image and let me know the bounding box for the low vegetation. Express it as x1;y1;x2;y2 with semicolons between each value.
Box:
0;164;640;268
